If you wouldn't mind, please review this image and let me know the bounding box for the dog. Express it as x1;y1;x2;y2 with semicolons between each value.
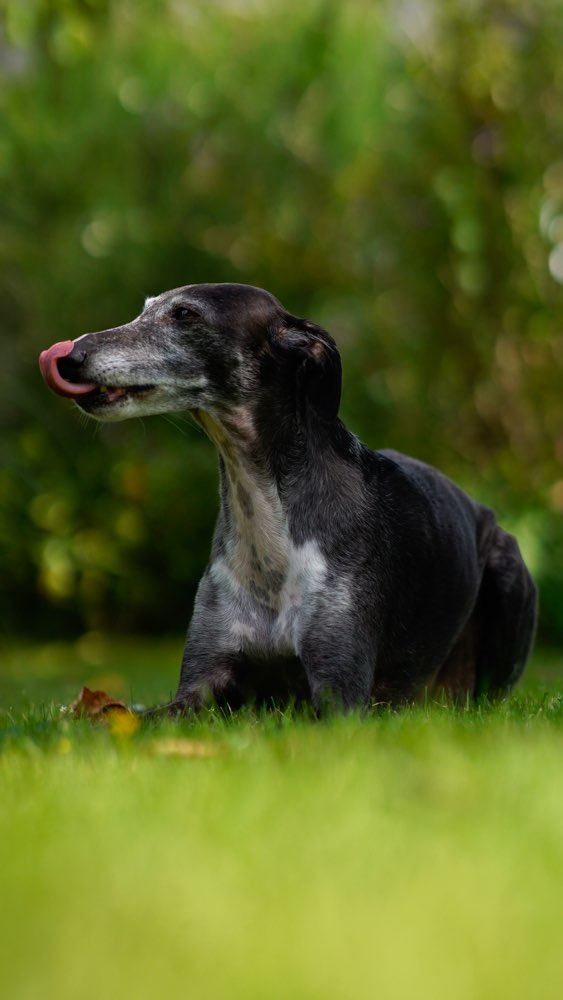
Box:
39;283;537;713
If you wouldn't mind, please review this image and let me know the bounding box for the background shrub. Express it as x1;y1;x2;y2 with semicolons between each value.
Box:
1;0;562;639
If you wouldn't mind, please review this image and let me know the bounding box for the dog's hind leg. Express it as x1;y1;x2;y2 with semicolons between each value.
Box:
473;526;538;698
425;612;480;705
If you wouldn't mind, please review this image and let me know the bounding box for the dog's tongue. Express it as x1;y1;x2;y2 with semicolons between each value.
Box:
39;341;97;398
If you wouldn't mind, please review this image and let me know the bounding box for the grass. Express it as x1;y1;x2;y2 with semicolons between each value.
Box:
0;637;562;1000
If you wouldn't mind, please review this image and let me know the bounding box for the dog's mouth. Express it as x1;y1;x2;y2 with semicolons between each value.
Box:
39;340;156;407
76;383;157;408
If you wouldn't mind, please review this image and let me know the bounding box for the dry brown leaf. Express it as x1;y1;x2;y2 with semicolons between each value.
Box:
150;738;220;758
69;686;130;719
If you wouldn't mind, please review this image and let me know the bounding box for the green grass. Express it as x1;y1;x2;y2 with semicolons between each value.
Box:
0;639;562;1000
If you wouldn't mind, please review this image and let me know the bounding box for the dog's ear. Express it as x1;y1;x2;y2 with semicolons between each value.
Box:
271;315;342;421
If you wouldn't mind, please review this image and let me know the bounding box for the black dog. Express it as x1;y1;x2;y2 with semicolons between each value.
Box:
39;283;537;712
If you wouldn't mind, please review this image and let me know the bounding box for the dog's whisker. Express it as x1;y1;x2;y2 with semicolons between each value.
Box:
167;410;205;436
186;414;205;436
162;414;194;438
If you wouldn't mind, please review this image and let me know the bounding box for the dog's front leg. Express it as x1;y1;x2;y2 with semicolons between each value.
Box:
299;630;375;714
174;646;243;714
142;647;242;720
142;574;243;718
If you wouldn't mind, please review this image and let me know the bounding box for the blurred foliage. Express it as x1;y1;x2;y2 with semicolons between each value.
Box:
0;0;562;639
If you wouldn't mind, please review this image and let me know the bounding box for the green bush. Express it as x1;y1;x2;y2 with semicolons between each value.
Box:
1;0;562;638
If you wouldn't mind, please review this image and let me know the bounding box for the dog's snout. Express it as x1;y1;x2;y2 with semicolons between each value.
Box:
39;339;97;398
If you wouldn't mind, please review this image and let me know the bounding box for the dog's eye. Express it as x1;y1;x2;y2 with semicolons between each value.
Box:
172;305;200;324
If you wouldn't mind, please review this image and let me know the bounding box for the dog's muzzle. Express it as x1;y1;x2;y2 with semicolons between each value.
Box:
39;341;97;398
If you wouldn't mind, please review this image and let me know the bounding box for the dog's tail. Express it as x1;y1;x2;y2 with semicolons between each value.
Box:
474;526;538;698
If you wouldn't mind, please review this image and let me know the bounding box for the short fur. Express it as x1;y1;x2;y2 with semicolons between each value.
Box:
49;283;537;713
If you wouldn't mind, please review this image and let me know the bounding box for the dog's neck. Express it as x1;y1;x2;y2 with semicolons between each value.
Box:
194;406;296;601
194;403;362;581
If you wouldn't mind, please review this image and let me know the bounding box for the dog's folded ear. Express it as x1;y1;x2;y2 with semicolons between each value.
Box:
271;315;342;421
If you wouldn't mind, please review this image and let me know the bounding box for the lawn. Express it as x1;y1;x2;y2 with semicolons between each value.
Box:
0;638;562;1000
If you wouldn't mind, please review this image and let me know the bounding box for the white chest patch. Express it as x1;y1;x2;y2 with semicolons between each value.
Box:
210;538;336;657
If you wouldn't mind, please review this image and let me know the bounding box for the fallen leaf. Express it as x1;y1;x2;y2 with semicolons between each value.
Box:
150;738;220;758
69;686;130;719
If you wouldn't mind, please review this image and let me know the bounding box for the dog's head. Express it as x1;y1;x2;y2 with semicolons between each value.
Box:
39;283;342;425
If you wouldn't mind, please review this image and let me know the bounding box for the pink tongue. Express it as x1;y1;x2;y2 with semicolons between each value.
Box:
38;341;97;398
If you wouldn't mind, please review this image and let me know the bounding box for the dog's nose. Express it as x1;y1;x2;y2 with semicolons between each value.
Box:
57;347;87;378
39;340;97;398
